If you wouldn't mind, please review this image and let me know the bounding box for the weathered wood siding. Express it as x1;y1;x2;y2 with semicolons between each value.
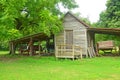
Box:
55;13;88;57
55;31;64;45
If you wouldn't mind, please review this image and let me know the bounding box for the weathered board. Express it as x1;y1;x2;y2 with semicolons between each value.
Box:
55;12;89;59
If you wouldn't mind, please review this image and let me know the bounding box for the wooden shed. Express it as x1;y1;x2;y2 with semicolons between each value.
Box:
9;33;53;56
55;12;91;60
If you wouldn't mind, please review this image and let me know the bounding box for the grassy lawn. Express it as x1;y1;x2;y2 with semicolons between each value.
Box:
0;51;120;80
0;51;9;54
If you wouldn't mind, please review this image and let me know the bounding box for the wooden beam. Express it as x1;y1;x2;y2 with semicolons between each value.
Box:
9;42;12;54
38;41;41;56
11;42;15;54
72;45;74;61
29;38;33;56
55;45;58;59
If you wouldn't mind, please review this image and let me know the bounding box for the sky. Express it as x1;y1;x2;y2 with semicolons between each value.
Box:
60;0;107;23
74;0;107;23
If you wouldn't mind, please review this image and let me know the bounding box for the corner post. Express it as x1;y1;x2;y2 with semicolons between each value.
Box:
38;41;41;56
10;42;15;55
29;38;33;56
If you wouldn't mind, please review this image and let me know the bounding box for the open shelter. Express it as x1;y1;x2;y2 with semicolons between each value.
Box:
9;33;53;56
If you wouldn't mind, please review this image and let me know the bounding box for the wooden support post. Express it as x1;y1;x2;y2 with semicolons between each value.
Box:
46;39;50;53
38;41;41;56
96;44;100;55
19;42;22;55
80;48;82;59
9;42;12;54
29;38;33;56
55;45;58;59
72;45;74;61
54;35;58;59
87;32;91;58
60;45;62;56
90;33;94;57
11;42;15;54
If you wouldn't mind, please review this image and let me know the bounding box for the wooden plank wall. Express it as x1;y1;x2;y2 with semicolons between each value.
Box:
55;13;88;58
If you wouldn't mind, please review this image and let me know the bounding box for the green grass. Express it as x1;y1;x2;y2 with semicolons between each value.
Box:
1;51;120;80
0;51;9;54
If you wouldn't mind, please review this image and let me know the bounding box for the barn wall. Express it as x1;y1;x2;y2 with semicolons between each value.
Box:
55;13;88;56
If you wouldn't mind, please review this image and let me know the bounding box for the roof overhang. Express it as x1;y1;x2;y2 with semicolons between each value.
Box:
87;28;120;35
10;33;53;44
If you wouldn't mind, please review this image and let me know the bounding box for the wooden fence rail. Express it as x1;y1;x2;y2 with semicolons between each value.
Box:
55;44;82;60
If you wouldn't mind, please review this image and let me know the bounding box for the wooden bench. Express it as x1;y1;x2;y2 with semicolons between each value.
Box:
96;40;115;53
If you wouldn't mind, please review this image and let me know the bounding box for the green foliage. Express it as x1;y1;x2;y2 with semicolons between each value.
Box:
97;0;120;28
8;29;23;40
0;0;78;48
0;0;78;36
93;0;120;43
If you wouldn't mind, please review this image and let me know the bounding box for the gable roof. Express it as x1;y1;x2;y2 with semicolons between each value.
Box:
64;12;90;28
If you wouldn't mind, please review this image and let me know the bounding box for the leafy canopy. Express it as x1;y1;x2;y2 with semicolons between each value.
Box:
0;0;77;35
97;0;120;28
0;0;78;39
0;0;78;49
92;0;120;44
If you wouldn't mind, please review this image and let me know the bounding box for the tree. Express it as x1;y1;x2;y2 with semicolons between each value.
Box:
0;0;78;36
0;0;78;48
98;0;120;28
92;0;120;44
